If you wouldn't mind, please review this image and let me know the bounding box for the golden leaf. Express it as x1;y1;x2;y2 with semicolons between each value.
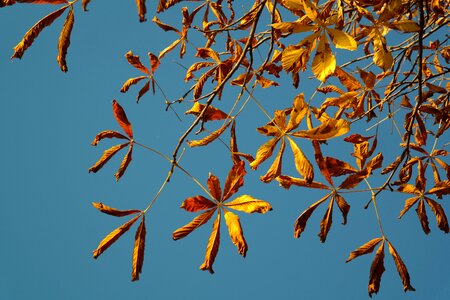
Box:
187;124;230;148
92;202;141;217
397;184;420;194
292;118;350;140
181;196;217;212
325;157;357;177
223;161;246;201
312;140;333;186
185;102;228;122
390;20;420;33
152;16;181;34
88;143;129;174
276;175;329;190
114;144;133;181
112;100;133;138
294;194;330;238
225;195;272;214
250;137;280;170
93;215;140;259
318;197;334;242
338;170;369;189
120;76;148;93
148;52;159;74
345;237;383;263
207;173;222;201
125;51;149;74
132;216;146;281
173;209;216;240
286;93;308;131
300;0;317;21
159;38;181;59
312;34;336;82
281;45;310;72
398;196;420;219
271;21;314;33
425;197;449;233
326;28;357;51
136;0;147;22
427;180;450;197
185;62;216;81
11;5;69;60
260;138;285;183
387;241;415;292
373;31;393;71
91;130;129;146
199;212;221;274
56;6;74;72
288;137;314;183
256;74;279;88
333;66;362;91
335;194;350;225
193;67;216;99
368;241;385;297
224;209;248;257
137;80;150;102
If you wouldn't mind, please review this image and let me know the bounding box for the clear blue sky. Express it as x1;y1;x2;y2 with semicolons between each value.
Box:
0;2;448;300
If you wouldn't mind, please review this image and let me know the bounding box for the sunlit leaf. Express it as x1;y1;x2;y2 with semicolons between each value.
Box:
136;0;147;22
276;175;329;190
325;157;357;177
125;51;150;74
260;138;285;183
398;196;420;218
91;130;129;146
223;161;246;201
56;6;74;72
187;123;230;148
294;194;330;238
425;197;449;233
224;209;247;257
288;137;313;183
346;237;383;262
92;202;141;217
292;118;350;140
335;194;350;225
181;196;217;212
225;195;272;214
114;144;133;181
199;212;221;274
112;100;133;138
326;28;357;50
120;76;148;93
250;137;280;170
173;209;216;240
185;102;228;122
312;34;336;81
132;216;146;281
88;143;129;174
207;173;222;201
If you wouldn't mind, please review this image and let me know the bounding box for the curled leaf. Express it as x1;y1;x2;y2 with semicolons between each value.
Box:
112;100;133;138
368;241;385;297
294;194;330;238
132;216;146;281
346;237;383;263
173;209;216;240
224;210;248;257
56;6;74;72
91;130;129;146
92;202;141;217
200;212;221;274
387;242;415;292
114;143;133;181
88;143;129;174
225;195;272;214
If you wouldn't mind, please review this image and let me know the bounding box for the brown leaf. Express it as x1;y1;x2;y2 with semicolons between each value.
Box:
368;241;385;297
56;6;74;72
200;212;221;274
224;209;248;257
152;15;181;34
398;196;420;219
173;209;216;240
416;198;430;234
288;137;314;183
91;130;129;146
223;161;246;201
132;216;146;281
93;215;140;259
318;197;334;242
387;241;415;292
120;76;148;93
335;193;350;225
325;157;357;177
181;196;216;212
294;194;330;238
427;180;450;198
260;138;285;183
338;169;368;189
346;237;383;263
185;102;228;122
92;202;141;217
312;141;333;186
11;5;69;60
276;175;329;190
125;51;149;74
112;100;133;138
207;173;222;201
81;0;91;11
136;0;147;22
225;195;272;214
148;52;160;74
334;66;362;91
187;123;230;148
114;144;133;181
425;197;449;233
88;143;129;174
136;80;150;102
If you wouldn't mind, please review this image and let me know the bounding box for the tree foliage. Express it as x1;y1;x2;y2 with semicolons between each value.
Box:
2;0;449;296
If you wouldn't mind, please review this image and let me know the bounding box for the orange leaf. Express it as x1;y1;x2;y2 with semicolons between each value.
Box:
368;241;385;297
416;198;430;234
223;161;246;201
294;194;330;238
292;118;350;140
345;237;383;263
276;175;329;190
136;0;147;22
136;80;150;102
93;215;140;259
200;212;221;274
387;241;415;292
325;157;357;177
225;195;272;214
425;197;449;233
312;33;336;82
250;137;280;170
132;216;146;281
318;197;334;242
114;143;133;181
148;52;160;74
181;196;216;212
187;124;230;147
224;209;248;257
112;100;133;138
91;130;129;146
11;5;69;60
286;93;308;131
260;138;285;183
56;6;74;72
335;194;350;225
88;143;129;174
81;0;90;11
288;137;314;183
398;196;420;219
125;51;149;74
173;209;216;240
152;16;181;34
312;141;333;186
333;66;362;91
120;76;148;93
185;102;228;122
207;173;222;201
92;202;141;217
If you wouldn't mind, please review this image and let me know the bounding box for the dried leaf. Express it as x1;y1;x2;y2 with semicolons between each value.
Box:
326;28;357;50
288;137;314;183
200;212;221;274
286;93;308;131
11;5;69;60
93;215;140;259
173;209;216;240
225;195;272;214
250;137;280;170
88;143;129;174
136;80;150;102
318;197;334;242
181;196;217;212
114;144;133;181
152;16;181;34
312;140;333;186
224;210;248;257
325;156;357;177
92;202;141;217
56;6;74;72
368;241;385;297
346;237;383;262
148;52;160;74
425;197;449;233
335;194;350;225
312;33;336;82
112;100;133;138
223;161;246;201
207;173;222;201
91;130;129;146
276;175;329;190
260;138;285;183
294;194;330;238
398;196;420;219
125;51;149;74
120;76;148;93
187;123;230;147
81;0;91;11
387;241;415;292
292;118;350;140
132;216;146;281
136;0;147;22
185;102;228;122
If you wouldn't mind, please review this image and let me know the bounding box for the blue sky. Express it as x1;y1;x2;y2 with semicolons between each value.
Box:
0;2;449;300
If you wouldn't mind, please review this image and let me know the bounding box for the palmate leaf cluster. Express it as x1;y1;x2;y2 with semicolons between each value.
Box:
2;0;449;297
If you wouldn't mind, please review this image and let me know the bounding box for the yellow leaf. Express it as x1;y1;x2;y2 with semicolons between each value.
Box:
56;6;74;72
286;93;308;131
260;138;285;183
224;210;248;257
345;237;383;263
287;137;314;183
387;241;415;292
185;61;216;81
292;118;350;140
271;21;314;33
326;28;357;51
187;123;230;148
333;66;362;91
200;212;221;274
225;195;272;214
91;202;141;217
312;34;336;81
114;143;133;181
223;161;246;201
93;215;140;259
373;30;393;71
300;0;317;21
281;45;310;72
207;173;222;201
159;38;181;59
390;20;420;33
11;5;69;60
250;137;280;170
173;209;216;240
88;143;130;174
132;216;146;281
185;102;228;122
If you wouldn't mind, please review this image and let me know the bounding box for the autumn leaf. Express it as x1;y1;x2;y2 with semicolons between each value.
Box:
135;0;147;22
173;209;217;240
326;28;357;51
185;102;228;122
91;130;129;146
200;212;221;274
115;144;133;181
312;33;336;81
368;241;385;297
294;194;330;238
92;202;141;217
318;197;334;242
287;137;314;183
387;242;415;292
224;209;248;257
292;118;350;140
88;143;130;174
113;100;133;138
132;216;146;281
56;6;74;72
346;237;383;263
225;195;272;214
